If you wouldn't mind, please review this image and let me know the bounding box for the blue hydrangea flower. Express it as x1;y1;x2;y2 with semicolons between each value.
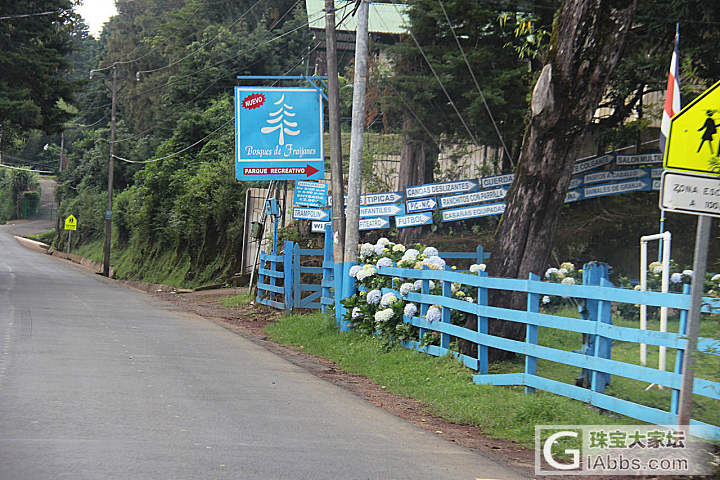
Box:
399;283;414;296
348;265;362;278
380;292;398;307
423;246;439;257
376;257;394;268
426;306;441;322
351;307;362;318
403;303;417;318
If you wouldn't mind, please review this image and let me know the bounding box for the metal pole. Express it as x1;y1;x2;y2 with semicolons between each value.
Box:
102;65;117;277
677;215;712;427
341;0;370;328
249;181;276;297
325;0;346;276
66;230;71;256
59;131;64;173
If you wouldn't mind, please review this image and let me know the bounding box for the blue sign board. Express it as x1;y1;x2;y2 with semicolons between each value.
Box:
406;197;437;213
235;86;324;181
406;179;479;199
359;202;405;218
583;178;651;199
583;168;649;185
565;189;583;203
439;187;507;209
573;154;613;175
441;202;506;222
292;207;330;221
395;213;433;228
293;180;328;207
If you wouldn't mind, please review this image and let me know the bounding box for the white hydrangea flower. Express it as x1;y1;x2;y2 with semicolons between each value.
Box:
376;237;391;247
559;268;568;275
671;272;683;284
713;273;720;282
561;277;575;285
542;295;551;304
560;262;575;271
545;267;559;278
413;279;423;291
682;269;693;277
402;249;419;261
634;284;642;291
423;246;439;257
465;297;474;303
360;243;374;257
426;306;441;322
351;307;362;319
392;244;406;253
451;282;460;294
374;244;387;255
348;265;362;278
652;266;663;274
366;289;382;305
380;292;398;307
648;261;662;271
376;257;393;268
399;283;414;296
469;264;486;273
403;303;417;318
423;256;446;270
374;308;395;323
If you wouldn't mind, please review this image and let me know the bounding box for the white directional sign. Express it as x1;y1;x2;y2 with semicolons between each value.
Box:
568;176;584;189
327;191;403;207
441;202;506;222
439;187;507;209
616;153;662;166
292;207;330;221
565;190;583;203
406;197;437;213
359;203;404;218
359;216;390;230
584;168;649;185
395;213;433;228
406;179;479;199
660;171;720;218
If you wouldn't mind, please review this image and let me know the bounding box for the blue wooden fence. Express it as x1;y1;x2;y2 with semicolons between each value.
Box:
374;262;720;442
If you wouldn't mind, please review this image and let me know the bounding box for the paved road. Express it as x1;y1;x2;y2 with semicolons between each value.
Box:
0;224;525;480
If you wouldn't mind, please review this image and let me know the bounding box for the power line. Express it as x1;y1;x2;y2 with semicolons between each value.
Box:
388;2;481;149
0;8;70;20
0;163;53;174
437;0;514;167
112;119;232;164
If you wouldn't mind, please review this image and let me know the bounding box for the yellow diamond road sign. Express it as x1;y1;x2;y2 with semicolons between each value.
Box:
64;214;77;231
664;79;720;175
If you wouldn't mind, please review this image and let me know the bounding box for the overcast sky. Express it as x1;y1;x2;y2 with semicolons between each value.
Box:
76;0;117;37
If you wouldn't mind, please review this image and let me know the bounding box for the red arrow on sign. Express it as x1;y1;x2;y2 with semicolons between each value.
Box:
243;165;319;177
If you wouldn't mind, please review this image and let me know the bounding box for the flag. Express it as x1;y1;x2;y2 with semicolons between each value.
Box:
660;29;680;155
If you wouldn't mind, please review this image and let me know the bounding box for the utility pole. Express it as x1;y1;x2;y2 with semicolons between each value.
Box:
59;131;64;172
341;0;370;328
325;0;346;304
103;64;117;277
90;64;118;277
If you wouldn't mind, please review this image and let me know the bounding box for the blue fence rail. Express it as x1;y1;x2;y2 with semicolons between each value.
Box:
375;261;720;442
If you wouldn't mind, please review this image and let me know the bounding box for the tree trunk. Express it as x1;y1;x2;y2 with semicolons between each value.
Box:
464;0;638;360
396;115;437;245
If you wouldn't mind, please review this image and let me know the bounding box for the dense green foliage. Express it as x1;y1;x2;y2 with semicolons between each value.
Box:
0;168;41;222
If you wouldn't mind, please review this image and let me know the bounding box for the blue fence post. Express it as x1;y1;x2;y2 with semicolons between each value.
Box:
475;245;484;265
477;270;489;374
441;265;452;349
339;262;356;331
292;245;301;309
256;250;265;304
322;225;333;314
671;283;691;416
420;266;430;340
591;277;614;393
525;272;541;394
283;241;294;314
579;262;611;392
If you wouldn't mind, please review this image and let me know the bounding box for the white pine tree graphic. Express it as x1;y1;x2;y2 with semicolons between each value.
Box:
261;94;300;145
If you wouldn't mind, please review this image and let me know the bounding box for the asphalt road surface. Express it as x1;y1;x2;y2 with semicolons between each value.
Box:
0;223;525;480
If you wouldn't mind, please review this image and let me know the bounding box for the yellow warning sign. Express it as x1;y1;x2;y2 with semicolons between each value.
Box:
64;214;77;231
664;80;720;175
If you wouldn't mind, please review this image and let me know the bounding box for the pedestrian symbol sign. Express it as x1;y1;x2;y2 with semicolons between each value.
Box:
664;79;720;175
64;215;77;231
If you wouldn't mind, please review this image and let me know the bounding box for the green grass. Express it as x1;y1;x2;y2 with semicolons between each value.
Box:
25;230;54;244
219;292;253;308
265;312;633;448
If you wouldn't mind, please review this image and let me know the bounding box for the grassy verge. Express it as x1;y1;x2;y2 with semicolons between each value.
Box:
218;292;253;308
25;230;54;244
264;312;632;448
